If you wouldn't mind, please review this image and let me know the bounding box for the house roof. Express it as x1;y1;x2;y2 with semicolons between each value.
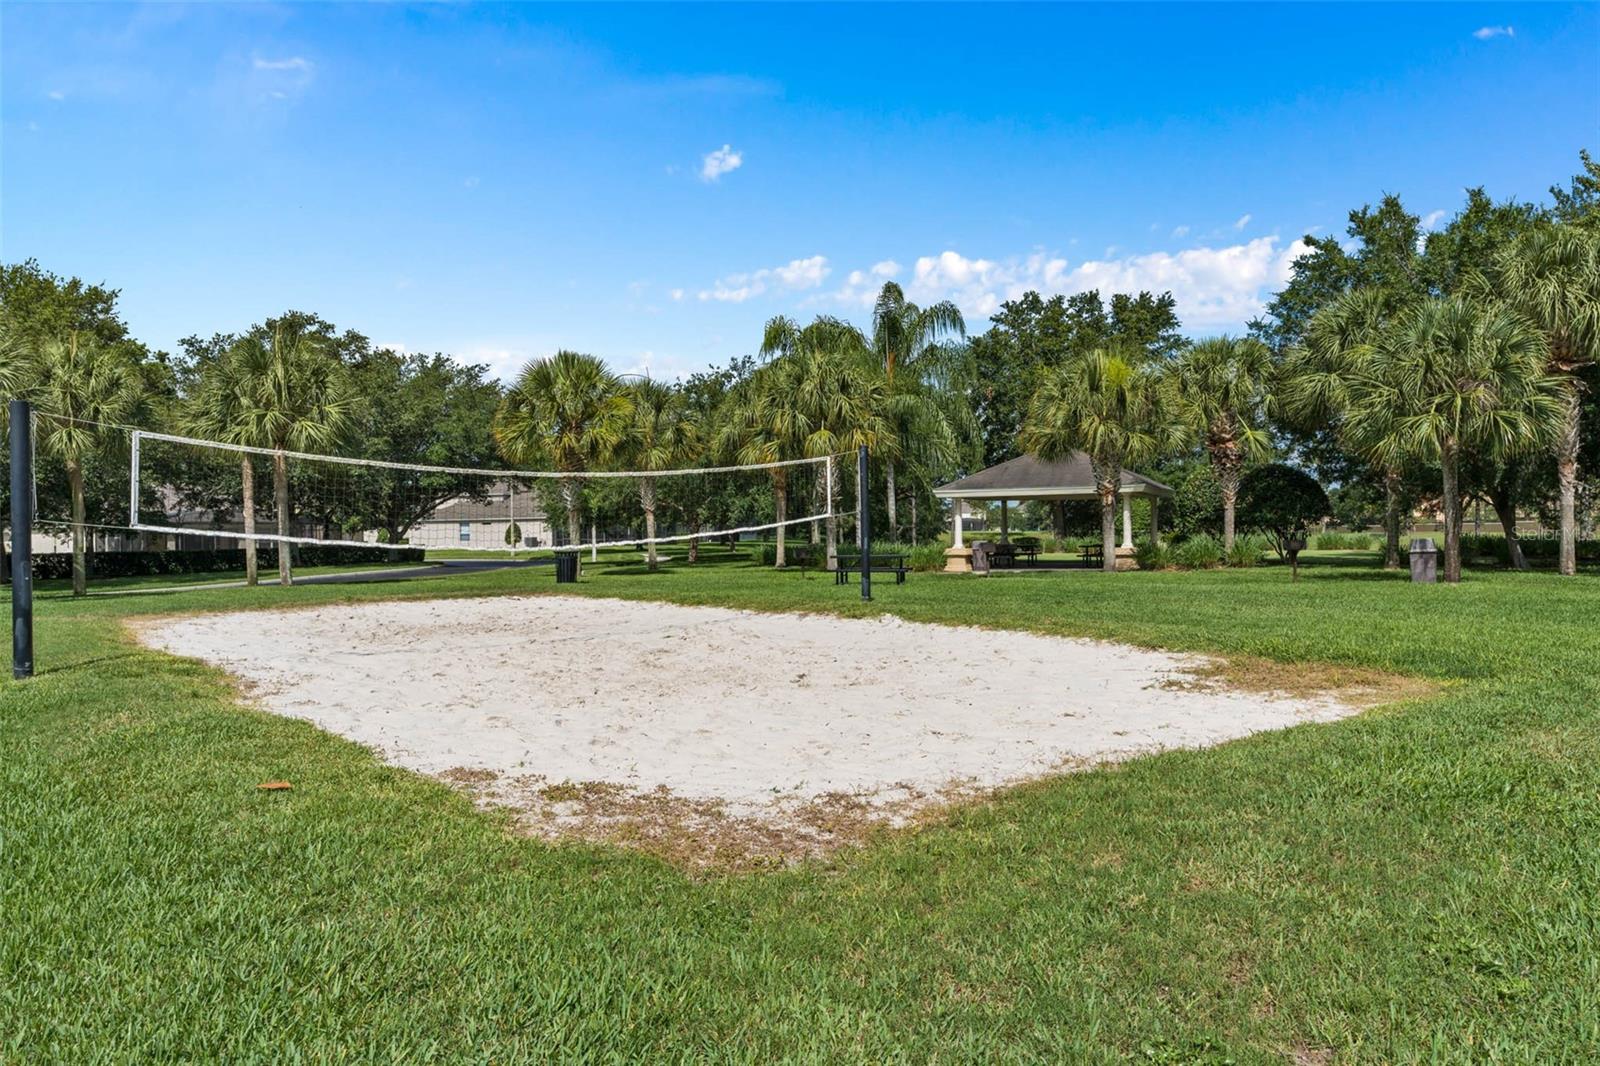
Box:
933;452;1174;500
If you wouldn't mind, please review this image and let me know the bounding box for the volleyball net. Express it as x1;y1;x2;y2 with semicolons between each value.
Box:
126;430;845;555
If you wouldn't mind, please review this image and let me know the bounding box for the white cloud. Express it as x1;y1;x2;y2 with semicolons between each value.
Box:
463;176;480;189
826;259;905;307
1473;25;1514;40
1233;213;1252;231
700;144;743;182
1421;209;1447;229
46;90;65;101
670;288;685;301
1171;225;1191;238
253;56;313;72
826;236;1313;329
697;255;829;303
466;345;534;382
246;54;315;103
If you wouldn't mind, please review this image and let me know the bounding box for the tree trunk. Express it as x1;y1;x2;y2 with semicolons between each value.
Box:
241;454;258;586
1212;432;1243;552
67;458;87;597
1383;469;1403;569
909;493;917;545
1555;388;1580;577
1051;501;1066;541
560;478;582;548
1489;473;1528;572
560;476;583;574
687;512;700;564
1100;488;1117;572
639;477;658;571
1218;466;1240;552
1441;447;1462;584
273;450;293;587
885;459;897;539
773;468;787;568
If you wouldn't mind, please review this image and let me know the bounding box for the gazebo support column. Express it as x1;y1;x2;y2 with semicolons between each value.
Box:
944;499;973;573
1150;497;1161;544
1000;500;1010;543
1121;495;1134;549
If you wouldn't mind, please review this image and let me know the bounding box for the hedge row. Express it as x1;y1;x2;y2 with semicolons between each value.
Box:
1;544;425;581
1457;533;1600;565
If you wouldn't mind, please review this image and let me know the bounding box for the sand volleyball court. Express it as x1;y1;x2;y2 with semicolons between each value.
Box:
138;594;1367;866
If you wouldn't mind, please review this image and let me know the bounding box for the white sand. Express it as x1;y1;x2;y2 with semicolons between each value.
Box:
137;595;1356;826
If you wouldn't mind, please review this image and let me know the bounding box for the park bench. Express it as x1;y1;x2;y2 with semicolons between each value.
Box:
1078;542;1104;568
834;552;909;585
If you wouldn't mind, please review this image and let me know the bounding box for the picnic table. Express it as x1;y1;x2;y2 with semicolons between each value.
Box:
1078;542;1104;568
834;552;909;585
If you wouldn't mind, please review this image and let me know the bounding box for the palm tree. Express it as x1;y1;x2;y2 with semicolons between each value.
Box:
1282;289;1410;569
623;377;696;570
1344;296;1562;583
493;351;632;560
1020;347;1173;572
727;322;889;567
227;326;353;586
870;282;966;534
0;324;29;399
1167;336;1275;551
1475;225;1600;576
27;332;142;596
184;348;262;584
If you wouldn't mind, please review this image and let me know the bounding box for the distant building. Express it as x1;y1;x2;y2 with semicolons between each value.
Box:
398;481;554;551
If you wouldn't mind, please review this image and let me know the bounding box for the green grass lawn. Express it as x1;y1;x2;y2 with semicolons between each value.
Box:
3;551;1597;1062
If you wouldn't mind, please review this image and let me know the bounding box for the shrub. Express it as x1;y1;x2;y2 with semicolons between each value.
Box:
1225;534;1269;568
1454;533;1600;566
1134;540;1173;570
1238;464;1331;557
1172;533;1223;569
1313;532;1376;551
1169;464;1224;539
1;544;425;581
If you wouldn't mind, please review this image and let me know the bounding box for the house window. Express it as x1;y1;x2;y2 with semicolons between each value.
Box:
459;521;471;543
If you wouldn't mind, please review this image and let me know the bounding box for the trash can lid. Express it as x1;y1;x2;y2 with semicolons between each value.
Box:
1408;537;1437;553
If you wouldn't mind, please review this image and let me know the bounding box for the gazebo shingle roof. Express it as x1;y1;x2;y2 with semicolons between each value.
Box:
934;452;1173;499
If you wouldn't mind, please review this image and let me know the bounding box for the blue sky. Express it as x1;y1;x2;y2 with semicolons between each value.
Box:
3;2;1595;381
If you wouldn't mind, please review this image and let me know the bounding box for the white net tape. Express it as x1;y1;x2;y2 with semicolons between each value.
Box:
129;430;844;555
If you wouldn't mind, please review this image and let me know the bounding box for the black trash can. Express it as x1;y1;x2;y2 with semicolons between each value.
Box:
554;552;579;583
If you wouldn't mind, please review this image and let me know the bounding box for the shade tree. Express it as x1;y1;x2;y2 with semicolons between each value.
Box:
1020;347;1177;572
1166;336;1276;551
1344;296;1562;583
493;350;632;556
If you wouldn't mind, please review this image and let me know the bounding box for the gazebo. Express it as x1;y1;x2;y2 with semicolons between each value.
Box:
933;452;1174;572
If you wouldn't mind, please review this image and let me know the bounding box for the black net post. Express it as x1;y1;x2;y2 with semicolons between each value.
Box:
10;399;34;679
857;444;871;602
